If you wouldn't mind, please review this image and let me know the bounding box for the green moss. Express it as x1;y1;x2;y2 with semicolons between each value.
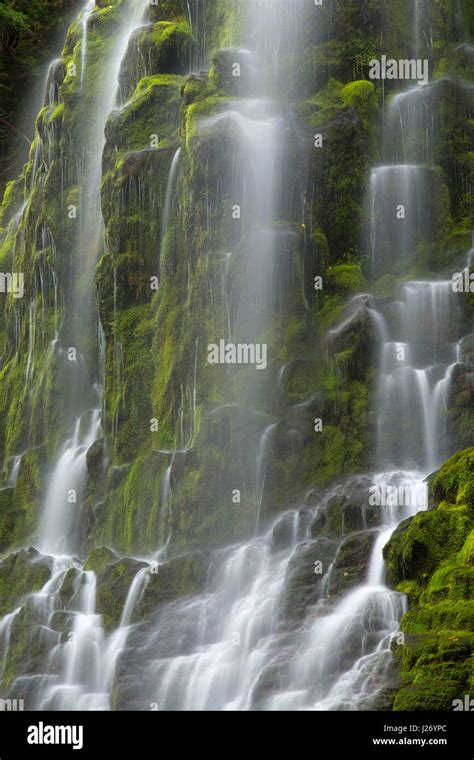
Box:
0;548;50;617
0;177;25;228
83;545;118;574
184;94;235;144
385;500;472;587
107;73;183;155
432;448;474;508
386;448;474;711
373;273;397;299
340;79;377;130
326;264;367;295
50;102;65;121
302;78;379;264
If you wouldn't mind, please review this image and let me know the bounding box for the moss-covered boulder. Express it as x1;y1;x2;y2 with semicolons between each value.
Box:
208;48;253;97
384;448;474;711
119;20;195;102
105;73;183;157
310;475;379;539
94;556;148;631
83;545;118;574
0;547;50;617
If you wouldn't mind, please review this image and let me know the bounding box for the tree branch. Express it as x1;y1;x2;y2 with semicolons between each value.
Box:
0;116;31;145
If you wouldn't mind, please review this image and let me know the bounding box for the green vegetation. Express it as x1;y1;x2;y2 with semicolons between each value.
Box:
0;0;82;196
384;450;474;711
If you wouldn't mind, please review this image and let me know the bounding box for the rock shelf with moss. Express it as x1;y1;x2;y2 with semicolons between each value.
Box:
384;449;474;711
0;0;472;713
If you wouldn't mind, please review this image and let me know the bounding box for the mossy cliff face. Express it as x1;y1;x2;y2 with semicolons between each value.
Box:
90;2;388;553
384;449;474;711
0;0;471;559
0;0;133;553
0;0;472;710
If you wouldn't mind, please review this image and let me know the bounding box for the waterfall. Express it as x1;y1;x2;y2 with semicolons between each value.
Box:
128;519;307;711
0;0;162;707
159;147;181;268
80;1;95;86
7;455;22;487
39;409;101;555
388;78;474;165
0;0;471;715
254;422;278;530
367;165;431;279
376;280;462;472
38;0;152;557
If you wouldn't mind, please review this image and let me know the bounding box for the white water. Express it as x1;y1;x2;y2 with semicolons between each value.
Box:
159;147;181;267
38;0;152;559
139;528;302;710
7;455;22;487
376;279;462;473
80;1;95;86
0;608;21;681
368;165;430;279
0;0;471;714
254;422;278;531
388;77;474;164
39;409;101;555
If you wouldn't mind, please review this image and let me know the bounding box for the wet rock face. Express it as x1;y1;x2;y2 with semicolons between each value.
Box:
281;475;383;623
208;48;254;97
310;475;380;539
0;547;50;617
282;538;338;622
94;557;148;631
137;551;207;618
326;530;377;597
119;20;196;102
81;545;207;630
447;363;474;453
327;295;378;384
271;507;312;552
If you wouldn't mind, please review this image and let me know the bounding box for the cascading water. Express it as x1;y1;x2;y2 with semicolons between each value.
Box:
0;0;161;710
39;409;101;555
159;147;181;267
0;0;471;715
376;280;463;472
367;165;430;279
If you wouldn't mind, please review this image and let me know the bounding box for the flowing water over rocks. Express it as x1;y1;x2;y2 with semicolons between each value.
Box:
0;0;472;712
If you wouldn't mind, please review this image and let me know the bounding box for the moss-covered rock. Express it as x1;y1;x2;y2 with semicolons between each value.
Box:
310;475;379;539
95;556;148;631
87;548;207;630
0;547;50;617
137;551;206;619
208;48;252;97
299;78;378;263
119;19;195;102
83;545;118;574
385;448;474;711
282;538;339;622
